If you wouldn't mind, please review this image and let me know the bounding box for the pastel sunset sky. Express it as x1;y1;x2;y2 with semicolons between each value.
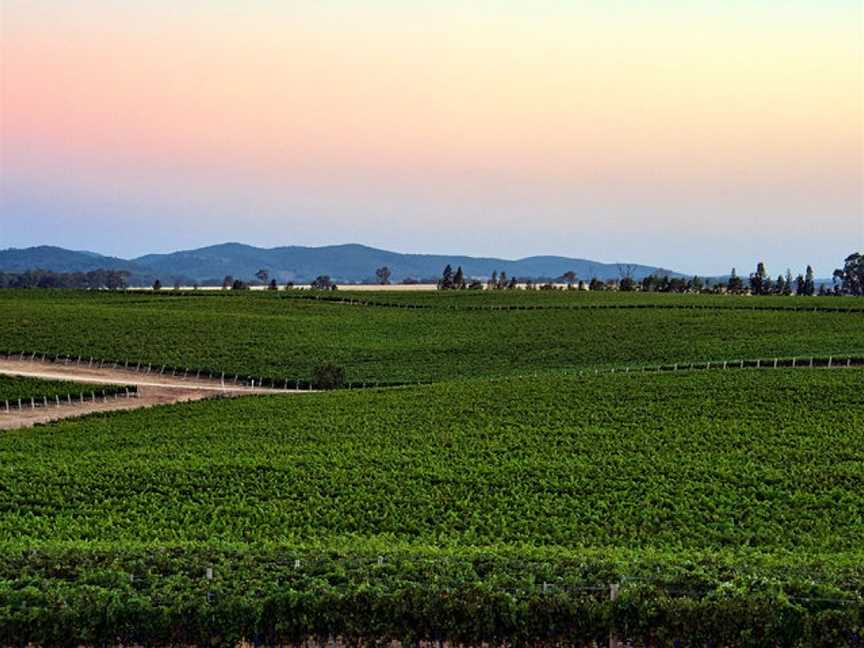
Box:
1;1;861;275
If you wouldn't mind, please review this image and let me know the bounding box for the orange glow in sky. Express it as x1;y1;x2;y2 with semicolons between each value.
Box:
1;2;861;274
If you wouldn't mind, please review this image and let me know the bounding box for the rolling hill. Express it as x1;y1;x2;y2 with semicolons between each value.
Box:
0;243;681;285
0;246;141;274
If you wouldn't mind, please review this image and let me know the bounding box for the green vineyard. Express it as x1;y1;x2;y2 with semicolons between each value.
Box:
0;375;128;405
0;290;861;384
0;364;862;645
0;290;862;645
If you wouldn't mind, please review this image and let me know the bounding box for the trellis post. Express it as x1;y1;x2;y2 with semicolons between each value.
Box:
609;583;621;648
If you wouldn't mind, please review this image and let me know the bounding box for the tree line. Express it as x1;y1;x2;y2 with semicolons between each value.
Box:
433;252;864;296
2;253;861;295
0;269;130;290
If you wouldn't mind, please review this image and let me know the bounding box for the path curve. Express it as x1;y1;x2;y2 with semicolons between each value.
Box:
0;358;303;431
0;358;300;393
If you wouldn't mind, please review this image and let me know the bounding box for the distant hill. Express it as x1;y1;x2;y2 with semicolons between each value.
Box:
1;243;683;285
132;243;682;284
0;246;143;274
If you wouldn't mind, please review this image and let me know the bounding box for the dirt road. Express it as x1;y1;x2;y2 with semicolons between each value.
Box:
0;357;302;431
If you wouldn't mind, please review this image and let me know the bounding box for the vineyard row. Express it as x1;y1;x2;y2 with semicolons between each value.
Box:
1;385;138;413
2;350;862;397
280;293;864;314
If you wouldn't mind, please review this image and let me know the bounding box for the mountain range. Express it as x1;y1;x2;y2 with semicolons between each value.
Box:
0;243;683;285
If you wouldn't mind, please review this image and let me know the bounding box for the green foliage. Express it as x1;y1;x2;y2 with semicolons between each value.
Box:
2;369;860;551
0;290;862;642
0;370;862;643
0;376;123;403
312;362;346;390
0;548;859;647
0;290;860;385
834;251;864;296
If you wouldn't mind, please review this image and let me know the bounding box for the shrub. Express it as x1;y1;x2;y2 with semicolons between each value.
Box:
313;363;346;390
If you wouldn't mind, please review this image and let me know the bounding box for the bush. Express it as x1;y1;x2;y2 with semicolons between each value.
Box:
313;363;346;390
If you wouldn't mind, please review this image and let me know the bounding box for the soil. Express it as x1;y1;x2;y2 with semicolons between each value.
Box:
0;357;301;431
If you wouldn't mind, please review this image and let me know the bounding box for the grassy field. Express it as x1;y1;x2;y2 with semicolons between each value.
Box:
0;290;861;384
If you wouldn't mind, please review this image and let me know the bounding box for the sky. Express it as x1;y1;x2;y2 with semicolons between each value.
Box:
1;1;861;276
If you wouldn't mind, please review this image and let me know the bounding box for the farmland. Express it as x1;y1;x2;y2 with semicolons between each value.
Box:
0;290;861;384
0;375;120;403
0;366;863;644
0;289;862;645
2;369;861;550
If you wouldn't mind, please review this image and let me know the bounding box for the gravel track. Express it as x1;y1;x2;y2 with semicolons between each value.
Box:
0;358;301;430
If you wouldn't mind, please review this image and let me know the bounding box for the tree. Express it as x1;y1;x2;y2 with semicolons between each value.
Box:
105;271;129;290
488;271;498;290
468;279;483;290
222;275;234;290
783;269;794;296
774;274;786;295
588;277;605;291
750;262;769;295
231;279;247;290
453;266;465;289
152;279;162;291
666;277;689;293
310;275;334;290
691;276;704;292
255;269;269;285
438;265;454;290
561;271;577;287
641;275;659;292
727;268;744;294
616;264;637;291
833;252;864;296
268;279;278;291
312;363;345;390
803;265;816;296
795;274;805;295
619;276;636;292
285;281;295;290
375;266;392;285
